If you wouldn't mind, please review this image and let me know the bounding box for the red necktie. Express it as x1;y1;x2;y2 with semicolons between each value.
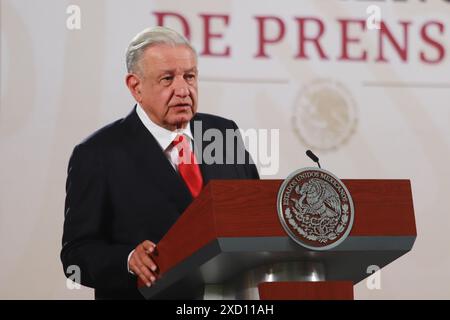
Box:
172;135;204;198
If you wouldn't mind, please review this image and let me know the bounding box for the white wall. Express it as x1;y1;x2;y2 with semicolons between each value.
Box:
1;0;449;299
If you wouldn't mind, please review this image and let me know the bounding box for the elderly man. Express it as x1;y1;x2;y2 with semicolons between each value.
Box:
61;26;259;300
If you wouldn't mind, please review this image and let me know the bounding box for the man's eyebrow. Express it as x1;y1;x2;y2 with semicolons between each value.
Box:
158;69;175;76
185;67;198;73
157;67;197;76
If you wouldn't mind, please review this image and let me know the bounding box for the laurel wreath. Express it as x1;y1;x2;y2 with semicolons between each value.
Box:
284;203;349;243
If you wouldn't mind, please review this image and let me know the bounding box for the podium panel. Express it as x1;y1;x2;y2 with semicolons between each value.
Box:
138;180;416;299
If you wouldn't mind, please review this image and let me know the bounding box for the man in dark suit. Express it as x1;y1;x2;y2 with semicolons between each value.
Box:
60;26;259;299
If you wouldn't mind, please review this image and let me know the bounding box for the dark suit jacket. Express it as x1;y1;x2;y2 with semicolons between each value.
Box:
61;107;259;299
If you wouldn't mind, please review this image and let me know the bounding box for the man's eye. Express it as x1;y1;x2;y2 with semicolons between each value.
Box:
161;76;173;83
185;74;196;81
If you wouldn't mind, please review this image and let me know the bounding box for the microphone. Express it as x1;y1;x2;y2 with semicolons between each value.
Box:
306;150;321;168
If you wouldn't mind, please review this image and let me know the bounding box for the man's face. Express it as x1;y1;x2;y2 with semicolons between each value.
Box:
129;44;198;131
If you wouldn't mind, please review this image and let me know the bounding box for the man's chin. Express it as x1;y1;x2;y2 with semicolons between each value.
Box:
167;111;194;129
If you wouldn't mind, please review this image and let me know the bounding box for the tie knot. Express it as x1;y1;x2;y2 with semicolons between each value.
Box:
172;134;191;160
172;134;185;147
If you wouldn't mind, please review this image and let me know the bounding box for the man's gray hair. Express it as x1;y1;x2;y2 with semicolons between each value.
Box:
126;26;196;74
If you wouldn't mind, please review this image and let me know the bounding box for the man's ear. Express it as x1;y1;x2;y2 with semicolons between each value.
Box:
126;73;142;103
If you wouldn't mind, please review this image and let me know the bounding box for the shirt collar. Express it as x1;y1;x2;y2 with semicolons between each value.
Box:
136;104;194;150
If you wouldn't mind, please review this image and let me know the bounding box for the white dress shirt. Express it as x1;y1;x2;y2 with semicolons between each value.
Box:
128;104;195;275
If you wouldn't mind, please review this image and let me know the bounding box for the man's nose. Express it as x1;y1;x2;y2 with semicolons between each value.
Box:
173;77;189;97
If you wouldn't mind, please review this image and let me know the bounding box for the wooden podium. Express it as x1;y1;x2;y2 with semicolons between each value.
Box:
138;179;416;300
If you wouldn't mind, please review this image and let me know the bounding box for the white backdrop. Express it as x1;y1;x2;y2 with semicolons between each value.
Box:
1;0;449;299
